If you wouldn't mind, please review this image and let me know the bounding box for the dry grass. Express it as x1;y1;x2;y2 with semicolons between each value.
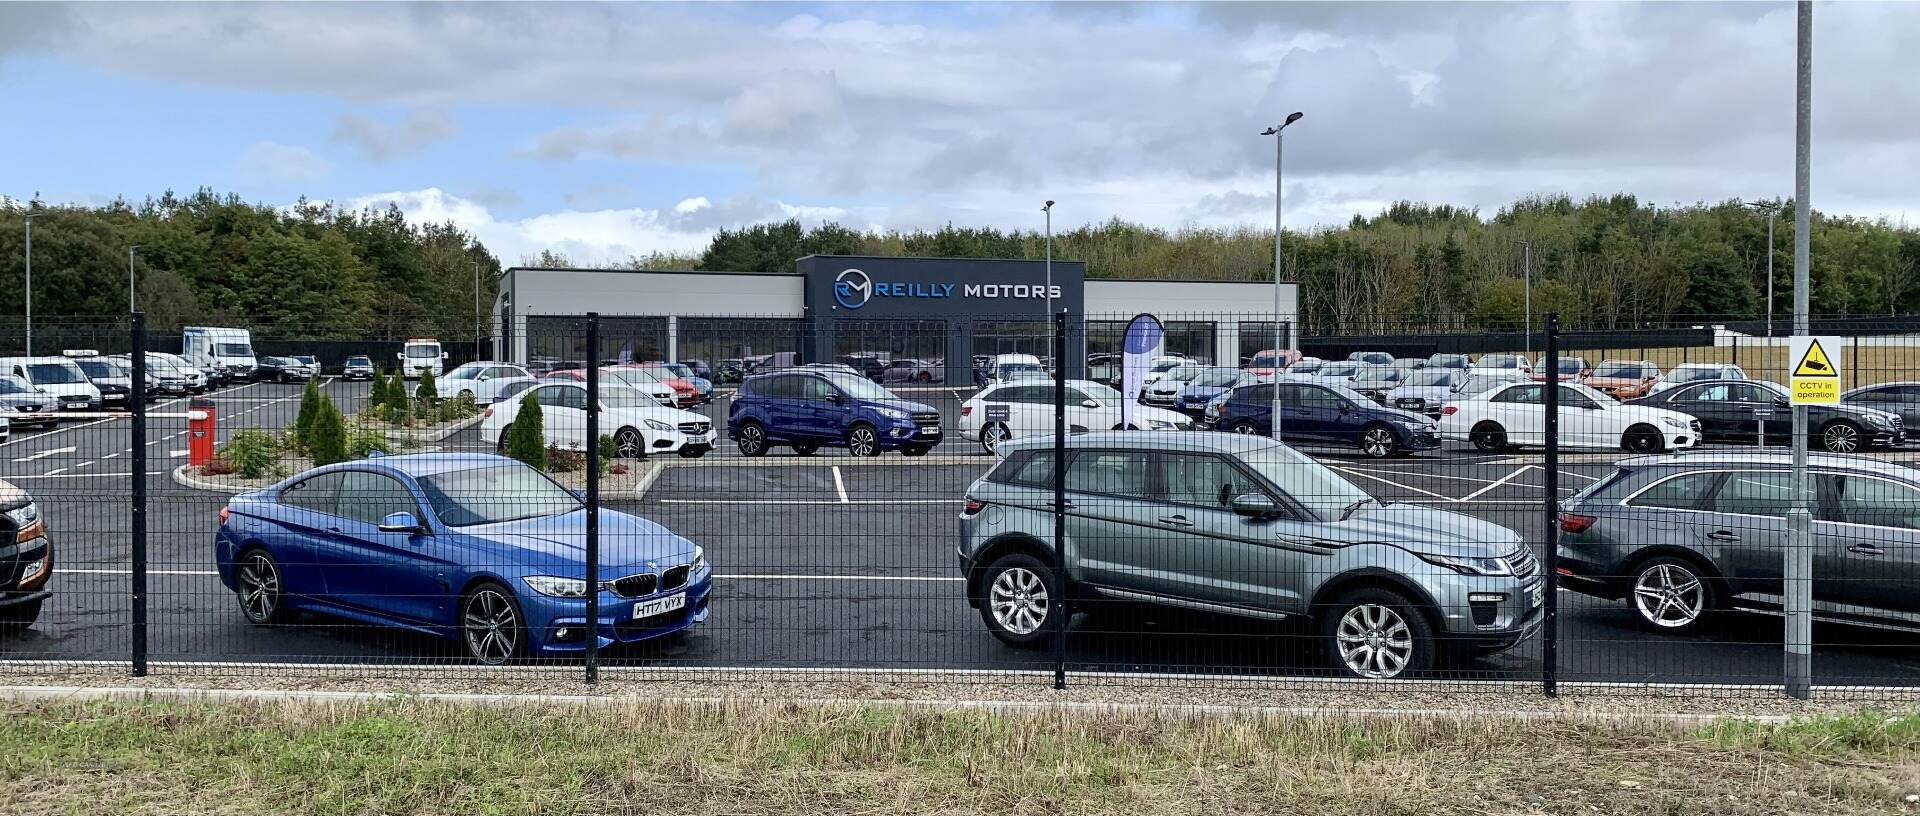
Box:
1564;342;1920;388
2;698;1918;815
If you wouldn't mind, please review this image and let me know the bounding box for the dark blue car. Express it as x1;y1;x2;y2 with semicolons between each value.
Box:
729;369;943;456
214;453;711;664
1208;381;1440;458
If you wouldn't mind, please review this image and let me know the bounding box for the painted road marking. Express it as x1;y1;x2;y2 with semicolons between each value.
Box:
62;569;963;582
1459;466;1533;503
832;465;850;503
13;447;76;462
657;499;964;505
1325;465;1450;500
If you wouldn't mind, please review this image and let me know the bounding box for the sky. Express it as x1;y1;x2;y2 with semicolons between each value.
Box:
1;2;1915;265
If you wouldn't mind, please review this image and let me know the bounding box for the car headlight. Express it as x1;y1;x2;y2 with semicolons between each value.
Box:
2;502;38;527
1148;419;1176;430
1418;553;1514;577
876;407;909;421
690;545;706;573
1396;419;1429;430
523;575;590;597
644;419;674;431
1867;414;1894;427
1661;417;1689;429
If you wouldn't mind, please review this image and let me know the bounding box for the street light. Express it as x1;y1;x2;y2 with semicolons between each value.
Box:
22;214;33;357
1514;240;1532;356
1261;110;1303;442
1042;200;1055;316
127;245;142;313
1744;200;1781;338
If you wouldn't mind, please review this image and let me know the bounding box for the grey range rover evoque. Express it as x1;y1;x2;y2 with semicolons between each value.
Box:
957;432;1543;679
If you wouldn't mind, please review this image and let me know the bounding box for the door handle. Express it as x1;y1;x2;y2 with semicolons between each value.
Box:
1848;543;1886;556
1157;515;1194;528
1705;530;1740;542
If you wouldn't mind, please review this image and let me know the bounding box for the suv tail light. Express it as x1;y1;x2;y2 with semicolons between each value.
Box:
1558;512;1595;534
482;406;493;418
1440;405;1458;416
960;405;972;417
218;506;231;525
962;498;987;515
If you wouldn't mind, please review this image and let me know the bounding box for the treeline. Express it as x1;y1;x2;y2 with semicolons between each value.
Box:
0;189;498;340
689;195;1920;332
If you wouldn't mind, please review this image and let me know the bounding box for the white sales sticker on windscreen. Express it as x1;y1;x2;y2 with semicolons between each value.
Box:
632;593;686;620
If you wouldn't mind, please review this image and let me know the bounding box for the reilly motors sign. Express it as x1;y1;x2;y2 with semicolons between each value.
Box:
799;255;1085;318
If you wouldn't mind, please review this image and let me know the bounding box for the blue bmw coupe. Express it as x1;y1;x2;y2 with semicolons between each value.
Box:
214;453;711;664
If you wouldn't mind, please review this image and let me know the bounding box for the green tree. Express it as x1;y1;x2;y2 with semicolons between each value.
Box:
415;368;439;410
291;377;323;453
307;395;348;466
506;393;546;470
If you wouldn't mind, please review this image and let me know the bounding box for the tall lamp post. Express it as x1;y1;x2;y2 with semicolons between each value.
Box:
1515;240;1533;356
22;214;33;357
1262;111;1303;442
127;245;143;313
1042;200;1054;316
472;259;482;356
1744;200;1780;338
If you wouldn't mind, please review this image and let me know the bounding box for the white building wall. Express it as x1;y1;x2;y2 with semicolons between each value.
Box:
499;269;805;361
1084;280;1300;365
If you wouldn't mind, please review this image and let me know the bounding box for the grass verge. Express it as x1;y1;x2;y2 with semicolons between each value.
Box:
3;698;1919;815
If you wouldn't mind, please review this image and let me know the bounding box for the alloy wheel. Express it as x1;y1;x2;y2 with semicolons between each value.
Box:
237;552;281;623
1360;427;1395;458
1823;423;1861;453
616;428;643;458
981;424;1009;453
988;567;1049;635
1471;424;1507;451
737;424;766;456
1229;421;1258;435
1632;563;1705;628
463;588;519;665
1335;604;1413;679
849;427;879;456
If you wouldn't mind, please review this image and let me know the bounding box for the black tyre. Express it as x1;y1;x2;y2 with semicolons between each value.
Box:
1820;420;1864;454
977;553;1060;648
614;427;646;459
461;582;528;666
1626;556;1715;635
1469;421;1510;452
1622;424;1666;454
496;426;512;454
735;421;769;457
916;372;932;382
980;423;1011;454
847;424;881;457
234;548;295;625
1227;419;1261;435
1357;423;1397;458
0;599;43;634
1320;587;1436;680
790;442;819;456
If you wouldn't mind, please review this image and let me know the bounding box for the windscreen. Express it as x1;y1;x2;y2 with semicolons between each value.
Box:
1192;370;1241;387
1405;369;1459;387
1591;362;1647;378
215;343;252;357
416;466;582;527
76;360;127;379
823;372;897;400
0;377;34;395
1238;444;1372;520
25;363;85;384
405;344;439;358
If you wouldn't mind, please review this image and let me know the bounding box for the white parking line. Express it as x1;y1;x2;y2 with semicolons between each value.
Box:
831;466;850;503
657;499;964;505
13;446;76;462
62;569;963;582
1;471;165;479
1325;465;1450;500
168;450;188;457
1459;466;1533;502
42;467;67;476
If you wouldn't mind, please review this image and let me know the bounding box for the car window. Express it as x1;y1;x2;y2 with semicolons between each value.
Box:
996;385;1044;404
1710;472;1791;517
337;470;421;526
532;385;571;408
1235;384;1274;403
561;386;589;410
1064;388;1096;405
1628;472;1722;510
280;472;345;516
1296;386;1345;410
1160;454;1265;509
1063;451;1151;498
1492;385;1542;404
999;450;1068;489
1725;383;1765;403
1820;474;1920;530
1558;387;1597;410
1675;384;1729;403
801;377;838;401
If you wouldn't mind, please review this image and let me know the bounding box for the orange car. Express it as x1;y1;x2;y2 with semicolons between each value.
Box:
1582;359;1662;399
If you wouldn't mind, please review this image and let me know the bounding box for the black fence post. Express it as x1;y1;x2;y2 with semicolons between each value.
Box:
1542;312;1561;697
130;312;148;677
1051;309;1069;690
584;313;600;685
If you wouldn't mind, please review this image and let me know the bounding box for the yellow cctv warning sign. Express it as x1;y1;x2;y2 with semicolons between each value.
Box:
1789;336;1841;405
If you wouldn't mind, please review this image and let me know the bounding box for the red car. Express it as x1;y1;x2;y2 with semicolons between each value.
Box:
619;364;700;408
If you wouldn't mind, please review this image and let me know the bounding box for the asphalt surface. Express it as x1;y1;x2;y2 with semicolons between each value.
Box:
5;378;1920;689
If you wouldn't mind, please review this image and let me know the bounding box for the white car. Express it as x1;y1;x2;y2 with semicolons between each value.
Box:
1139;356;1192;386
1437;381;1699;453
1141;364;1206;406
0;356;103;411
958;379;1193;454
1302;361;1372;389
1650;363;1748;395
1468;353;1534;378
481;381;714;458
149;352;209;392
436;362;535;403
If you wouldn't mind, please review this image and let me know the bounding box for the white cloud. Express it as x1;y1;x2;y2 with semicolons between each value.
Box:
235;141;327;184
329;108;457;161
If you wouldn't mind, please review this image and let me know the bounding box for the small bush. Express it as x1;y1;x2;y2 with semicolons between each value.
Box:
506;393;546;470
291;377;322;453
308;395;349;466
415;369;440;411
200;457;237;476
377;402;411;427
216;428;280;479
347;423;394;459
598;433;619;476
544;446;584;472
436;392;478;423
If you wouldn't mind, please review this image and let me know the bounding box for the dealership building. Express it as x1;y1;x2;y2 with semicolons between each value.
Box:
495;256;1298;385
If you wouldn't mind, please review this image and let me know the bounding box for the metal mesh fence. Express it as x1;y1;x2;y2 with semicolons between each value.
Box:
1;312;1918;697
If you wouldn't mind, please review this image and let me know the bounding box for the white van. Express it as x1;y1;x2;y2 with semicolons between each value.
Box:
182;327;258;383
398;338;446;379
0;356;103;411
985;353;1047;384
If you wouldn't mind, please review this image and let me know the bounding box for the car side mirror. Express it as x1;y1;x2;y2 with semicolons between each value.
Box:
377;511;425;534
1230;493;1280;519
1081;399;1099;408
441;352;449;360
1339;403;1352;414
827;393;846;405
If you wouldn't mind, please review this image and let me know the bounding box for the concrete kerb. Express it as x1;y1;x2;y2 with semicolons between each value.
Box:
174;457;668;500
377;413;486;444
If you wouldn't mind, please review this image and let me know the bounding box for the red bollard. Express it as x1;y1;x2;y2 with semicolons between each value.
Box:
187;397;216;467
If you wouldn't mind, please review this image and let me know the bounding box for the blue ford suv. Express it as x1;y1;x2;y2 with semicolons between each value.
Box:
729;369;943;456
1206;381;1439;458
